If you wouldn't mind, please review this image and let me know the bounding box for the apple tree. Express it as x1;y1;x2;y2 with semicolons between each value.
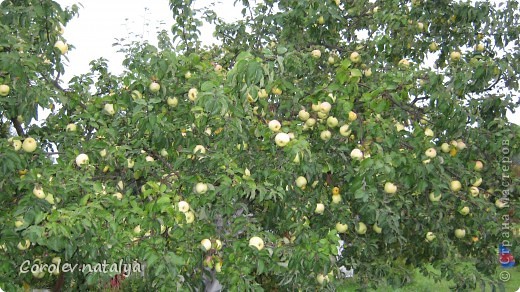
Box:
0;0;519;290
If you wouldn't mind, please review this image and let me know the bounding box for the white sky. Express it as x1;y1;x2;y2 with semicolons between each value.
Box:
56;0;519;124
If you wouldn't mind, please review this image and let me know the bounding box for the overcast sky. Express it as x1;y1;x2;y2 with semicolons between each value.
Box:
56;0;519;124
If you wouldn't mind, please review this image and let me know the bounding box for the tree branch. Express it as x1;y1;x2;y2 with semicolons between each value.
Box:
10;118;24;136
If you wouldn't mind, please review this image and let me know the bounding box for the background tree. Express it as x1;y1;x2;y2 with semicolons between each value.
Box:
0;0;519;291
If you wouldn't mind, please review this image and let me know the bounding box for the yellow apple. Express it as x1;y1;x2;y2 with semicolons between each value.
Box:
348;111;357;121
339;124;351;136
22;137;37;152
424;128;434;137
149;81;160;92
429;192;441;202
295;176;307;189
104;103;115;115
425;232;435;242
275;133;290;147
193;145;206;154
54;40;68;54
425;148;437;158
356;222;367;234
474;160;483;171
384;182;397;194
395;123;405;132
454;228;466;238
326;116;339;128
194;182;208;194
178;201;190;213
167;97;178;107
188;88;198;101
472;177;482;187
305;118;316;127
268;120;282;132
469;186;479;197
315;203;325;214
429;42;438;51
475;43;485;52
17;239;30;250
33;185;45;199
249;236;264;251
311;49;321;58
317;16;325;25
298;110;310;121
373;223;382;234
75;153;89;167
185;211;195;223
450;51;462;61
272;87;282;95
332;194;342;204
320;130;332;141
350;52;361;63
350;148;363;160
319;102;332;113
0;84;10;96
440;143;450;153
201;239;212;251
398;59;410;68
459;206;470;216
336;222;348;233
450;180;462;192
12;140;22;151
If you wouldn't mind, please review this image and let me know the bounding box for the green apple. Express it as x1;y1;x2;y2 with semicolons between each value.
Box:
22;137;37;152
425;147;437;158
373;223;382;234
429;42;438;51
104;103;115;115
167;97;178;107
326;116;339;128
384;182;397;194
45;193;55;204
350;148;363;160
311;49;321;58
149;81;161;92
440;143;450;153
113;192;123;200
398;59;410;68
316;273;328;285
75;153;89;167
193;145;206;154
356;222;367;234
332;194;342;204
474;160;483;171
450;51;461;61
65;123;77;132
472;177;482;187
268;120;282;132
185;211;195;223
295;176;307;189
298;110;310;121
459;206;470;216
160;148;169;157
17;239;30;250
315;203;325;214
339;124;351;136
336;222;348;233
131;90;142;100
417;22;424;31
317;16;325;25
275;132;290;147
201;239;212;251
350;51;361;63
320;130;332;141
0;84;10;96
54;40;68;54
469;186;479;197
14;219;24;228
450;180;462;192
249;236;264;251
188;88;198;101
194;182;208;194
425;232;436;242
454;228;465;238
305;118;316;127
328;56;335;65
33;185;45;199
429;192;441;202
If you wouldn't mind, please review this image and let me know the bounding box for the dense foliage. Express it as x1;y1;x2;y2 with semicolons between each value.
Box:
1;0;519;290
